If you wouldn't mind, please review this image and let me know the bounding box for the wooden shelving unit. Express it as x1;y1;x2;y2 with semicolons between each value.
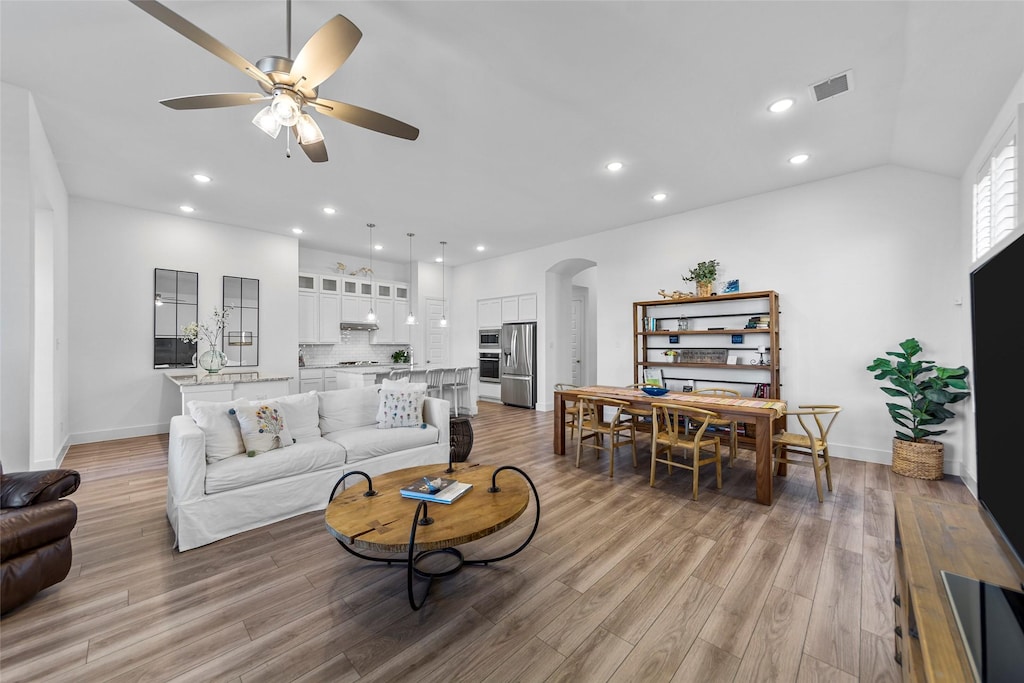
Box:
633;290;781;399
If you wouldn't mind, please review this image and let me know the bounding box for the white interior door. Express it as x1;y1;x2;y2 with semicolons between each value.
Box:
424;296;448;366
570;298;583;385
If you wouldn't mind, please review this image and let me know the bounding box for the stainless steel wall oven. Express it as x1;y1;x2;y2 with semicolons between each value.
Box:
479;352;500;383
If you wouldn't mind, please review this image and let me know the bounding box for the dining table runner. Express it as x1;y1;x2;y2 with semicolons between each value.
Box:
574;386;787;419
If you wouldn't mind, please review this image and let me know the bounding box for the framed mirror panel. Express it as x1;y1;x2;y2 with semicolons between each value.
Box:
154;268;198;368
223;276;259;366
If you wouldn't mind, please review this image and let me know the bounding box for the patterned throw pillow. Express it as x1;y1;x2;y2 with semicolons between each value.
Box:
231;402;295;456
377;384;427;429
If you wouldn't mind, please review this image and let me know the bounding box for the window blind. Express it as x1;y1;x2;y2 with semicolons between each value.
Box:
974;130;1016;260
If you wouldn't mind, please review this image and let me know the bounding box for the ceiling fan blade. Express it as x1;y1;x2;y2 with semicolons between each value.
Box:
130;1;272;88
299;137;329;163
160;93;266;110
311;98;419;141
290;15;362;89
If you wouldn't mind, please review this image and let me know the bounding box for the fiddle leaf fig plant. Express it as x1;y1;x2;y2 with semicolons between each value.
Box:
866;338;970;442
681;259;720;284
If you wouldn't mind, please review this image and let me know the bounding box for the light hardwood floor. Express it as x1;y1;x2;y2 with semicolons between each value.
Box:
0;401;975;682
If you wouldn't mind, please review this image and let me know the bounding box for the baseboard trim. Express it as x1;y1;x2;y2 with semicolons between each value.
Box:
831;442;962;477
70;423;169;445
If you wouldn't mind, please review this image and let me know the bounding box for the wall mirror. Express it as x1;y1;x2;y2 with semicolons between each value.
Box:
223;276;259;366
154;268;198;368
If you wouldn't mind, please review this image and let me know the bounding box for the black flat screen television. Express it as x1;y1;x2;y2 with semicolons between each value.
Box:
971;231;1024;574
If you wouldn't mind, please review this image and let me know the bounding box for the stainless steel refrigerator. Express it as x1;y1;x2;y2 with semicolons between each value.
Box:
500;322;536;408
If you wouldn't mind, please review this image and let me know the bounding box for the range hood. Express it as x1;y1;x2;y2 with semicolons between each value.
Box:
340;321;379;331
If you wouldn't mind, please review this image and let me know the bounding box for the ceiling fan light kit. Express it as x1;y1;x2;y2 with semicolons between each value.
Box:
131;0;419;163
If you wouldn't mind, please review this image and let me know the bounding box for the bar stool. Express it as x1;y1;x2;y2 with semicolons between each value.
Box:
445;367;474;416
388;369;410;381
425;368;445;399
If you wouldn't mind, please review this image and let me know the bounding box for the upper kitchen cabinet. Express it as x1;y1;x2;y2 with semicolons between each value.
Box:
478;298;502;328
501;293;538;322
298;272;340;343
342;277;374;297
298;290;318;343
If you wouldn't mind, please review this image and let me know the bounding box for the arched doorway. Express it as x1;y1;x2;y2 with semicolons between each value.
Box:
542;258;597;410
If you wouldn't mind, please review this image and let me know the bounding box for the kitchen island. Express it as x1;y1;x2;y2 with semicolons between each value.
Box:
167;372;292;414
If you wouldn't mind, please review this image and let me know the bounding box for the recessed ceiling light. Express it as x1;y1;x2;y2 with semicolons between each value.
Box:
788;153;810;165
374;244;383;251
292;227;303;234
435;257;443;263
606;161;623;172
322;207;336;215
476;245;485;252
192;174;211;183
179;205;195;213
652;192;667;201
768;98;794;114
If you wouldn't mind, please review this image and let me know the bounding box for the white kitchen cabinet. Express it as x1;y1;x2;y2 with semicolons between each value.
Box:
478;298;501;328
393;300;411;344
341;294;365;322
299;368;324;392
394;284;409;302
298;291;318;343
373;298;396;343
298;273;318;292
323;369;337;391
342;277;374;297
318;293;339;342
501;296;519;323
376;282;393;299
320;275;340;294
500;293;538;323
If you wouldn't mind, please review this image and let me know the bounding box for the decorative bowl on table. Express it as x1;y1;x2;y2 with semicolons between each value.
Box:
641;386;669;396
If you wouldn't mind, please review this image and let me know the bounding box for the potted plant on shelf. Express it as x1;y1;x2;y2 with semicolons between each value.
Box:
866;338;970;480
391;348;410;364
682;259;720;297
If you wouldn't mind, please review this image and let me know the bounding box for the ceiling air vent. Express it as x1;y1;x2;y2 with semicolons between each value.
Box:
810;70;853;102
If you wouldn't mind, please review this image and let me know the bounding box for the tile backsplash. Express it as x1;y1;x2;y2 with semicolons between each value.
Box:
299;331;407;366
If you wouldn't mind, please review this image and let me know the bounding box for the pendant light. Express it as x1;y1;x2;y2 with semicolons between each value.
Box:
439;241;448;328
365;224;376;322
405;233;416;325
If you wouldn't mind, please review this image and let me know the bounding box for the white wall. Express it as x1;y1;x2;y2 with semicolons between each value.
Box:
1;83;70;471
957;70;1024;492
68;198;299;443
453;165;965;472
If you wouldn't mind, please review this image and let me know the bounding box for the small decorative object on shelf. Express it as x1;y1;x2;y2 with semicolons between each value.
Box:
658;289;692;300
723;279;740;293
681;259;720;298
180;306;233;374
677;317;689;331
391;348;410;363
751;346;770;366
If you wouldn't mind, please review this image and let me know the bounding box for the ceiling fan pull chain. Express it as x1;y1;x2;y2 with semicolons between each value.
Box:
285;128;292;158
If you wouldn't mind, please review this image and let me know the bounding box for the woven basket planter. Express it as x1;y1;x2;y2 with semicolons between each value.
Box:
696;281;714;297
891;437;944;480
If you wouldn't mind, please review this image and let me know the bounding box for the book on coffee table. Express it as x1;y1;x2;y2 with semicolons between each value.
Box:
400;476;473;504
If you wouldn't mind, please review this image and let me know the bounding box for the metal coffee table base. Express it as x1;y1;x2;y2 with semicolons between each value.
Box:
328;466;540;610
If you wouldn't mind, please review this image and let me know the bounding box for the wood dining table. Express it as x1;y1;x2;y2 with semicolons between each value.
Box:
553;385;788;505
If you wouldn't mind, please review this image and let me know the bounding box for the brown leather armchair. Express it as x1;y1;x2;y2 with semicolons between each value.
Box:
1;463;80;615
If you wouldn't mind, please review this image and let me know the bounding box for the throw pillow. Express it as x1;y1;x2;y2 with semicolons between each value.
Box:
377;383;427;429
376;379;426;423
272;391;320;442
231;402;295;456
319;385;382;434
188;397;249;463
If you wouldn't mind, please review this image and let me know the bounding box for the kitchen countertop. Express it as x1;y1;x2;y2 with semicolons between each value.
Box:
302;363;412;373
168;373;293;386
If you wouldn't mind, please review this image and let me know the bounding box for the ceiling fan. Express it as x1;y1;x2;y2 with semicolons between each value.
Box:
130;0;419;163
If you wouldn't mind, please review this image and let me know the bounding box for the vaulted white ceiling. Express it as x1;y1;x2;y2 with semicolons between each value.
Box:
2;1;1022;265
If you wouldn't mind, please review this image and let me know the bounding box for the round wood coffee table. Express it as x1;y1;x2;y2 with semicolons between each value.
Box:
324;463;539;609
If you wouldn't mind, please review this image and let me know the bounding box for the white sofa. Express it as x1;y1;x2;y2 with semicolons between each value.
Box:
167;384;450;551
